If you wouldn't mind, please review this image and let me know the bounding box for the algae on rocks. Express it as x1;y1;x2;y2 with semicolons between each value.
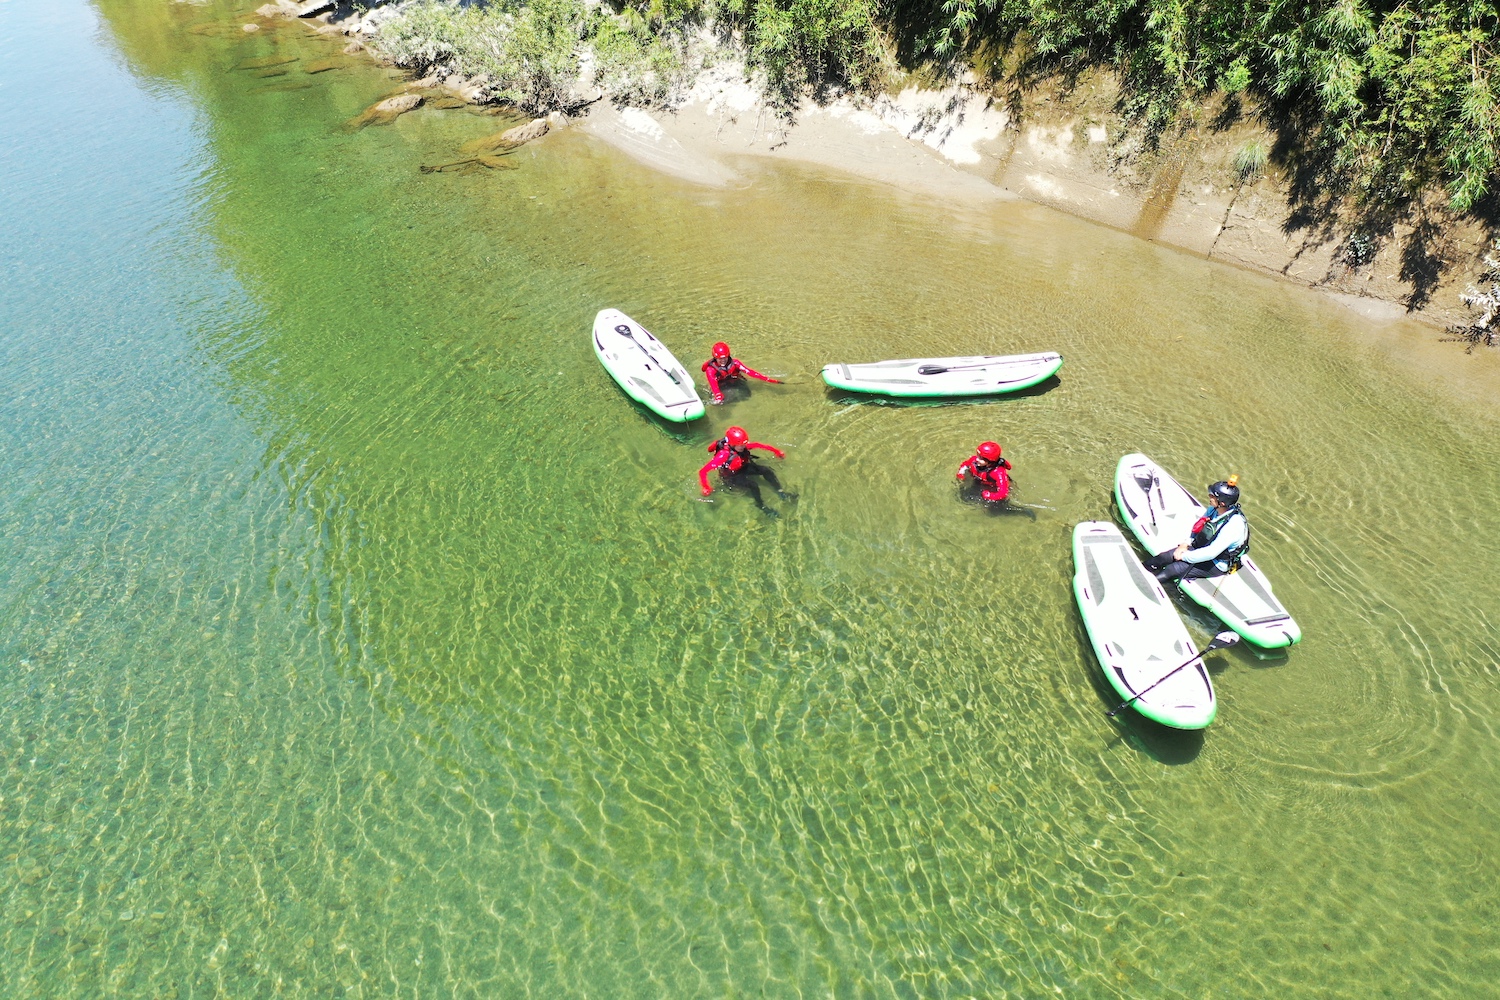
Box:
347;93;423;128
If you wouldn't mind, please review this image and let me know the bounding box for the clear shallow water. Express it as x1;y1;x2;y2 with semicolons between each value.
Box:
2;0;1499;995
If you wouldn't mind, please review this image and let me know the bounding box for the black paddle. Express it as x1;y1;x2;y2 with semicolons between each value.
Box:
1132;469;1159;528
615;323;681;384
1106;631;1240;718
916;361;998;375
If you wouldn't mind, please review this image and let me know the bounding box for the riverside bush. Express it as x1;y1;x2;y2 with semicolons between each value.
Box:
925;0;1500;213
590;8;691;105
376;0;884;109
376;0;698;109
375;0;590;112
375;0;1500;215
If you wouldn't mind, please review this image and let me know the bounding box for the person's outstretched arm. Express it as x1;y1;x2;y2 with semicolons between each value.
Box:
747;441;785;460
734;361;781;385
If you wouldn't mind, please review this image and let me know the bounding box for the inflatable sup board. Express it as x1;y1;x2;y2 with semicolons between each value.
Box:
1114;453;1300;649
593;309;704;422
820;352;1061;398
1073;521;1217;729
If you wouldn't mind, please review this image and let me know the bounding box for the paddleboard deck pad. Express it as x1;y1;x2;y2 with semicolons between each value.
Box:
1073;521;1216;730
593;308;705;422
1114;453;1301;649
820;352;1061;398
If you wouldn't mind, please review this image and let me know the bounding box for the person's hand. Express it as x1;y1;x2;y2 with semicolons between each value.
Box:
710;397;723;405
1173;544;1188;560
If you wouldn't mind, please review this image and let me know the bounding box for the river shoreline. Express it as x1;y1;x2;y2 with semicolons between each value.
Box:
263;1;1495;339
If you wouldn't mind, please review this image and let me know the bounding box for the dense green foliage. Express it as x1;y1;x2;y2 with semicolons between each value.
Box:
929;0;1500;212
374;0;594;110
377;0;1500;212
712;0;884;91
376;0;884;107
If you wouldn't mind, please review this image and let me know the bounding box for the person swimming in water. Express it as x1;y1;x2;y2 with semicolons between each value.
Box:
701;342;780;405
699;425;795;516
955;441;1012;502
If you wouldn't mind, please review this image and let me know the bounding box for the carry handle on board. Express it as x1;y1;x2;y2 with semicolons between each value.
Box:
1105;631;1240;718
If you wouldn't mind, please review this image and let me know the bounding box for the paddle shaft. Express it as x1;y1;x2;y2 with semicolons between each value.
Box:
1106;634;1237;718
916;362;1000;375
1208;565;1238;601
618;326;681;384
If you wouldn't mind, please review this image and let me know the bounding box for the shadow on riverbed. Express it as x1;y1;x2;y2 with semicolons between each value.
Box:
599;379;703;444
420;153;517;174
823;374;1062;408
418;119;536;173
1103;713;1206;764
956;489;1038;520
232;55;297;71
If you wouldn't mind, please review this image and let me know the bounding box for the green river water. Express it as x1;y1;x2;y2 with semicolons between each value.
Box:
3;0;1499;995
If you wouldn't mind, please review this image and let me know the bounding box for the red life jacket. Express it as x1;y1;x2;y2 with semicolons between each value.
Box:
1189;504;1250;570
705;357;742;380
708;438;748;473
963;456;1010;499
971;457;1009;485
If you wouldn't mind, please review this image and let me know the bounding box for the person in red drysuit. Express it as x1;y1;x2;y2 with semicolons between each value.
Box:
955;441;1012;502
699;426;795;516
701;342;780;404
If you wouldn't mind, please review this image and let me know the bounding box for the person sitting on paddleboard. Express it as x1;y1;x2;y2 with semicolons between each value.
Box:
701;342;780;405
955;441;1012;502
699;425;795;516
1144;476;1249;583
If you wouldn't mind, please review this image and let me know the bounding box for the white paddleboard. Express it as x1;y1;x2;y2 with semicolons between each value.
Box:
1073;521;1216;730
592;309;704;422
820;352;1062;398
1114;453;1300;649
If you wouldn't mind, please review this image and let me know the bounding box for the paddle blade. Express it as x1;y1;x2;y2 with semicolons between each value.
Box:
1206;631;1240;651
916;365;947;375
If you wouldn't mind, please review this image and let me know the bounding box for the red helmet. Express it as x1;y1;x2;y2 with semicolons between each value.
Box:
977;441;1002;461
725;426;748;447
711;342;731;359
